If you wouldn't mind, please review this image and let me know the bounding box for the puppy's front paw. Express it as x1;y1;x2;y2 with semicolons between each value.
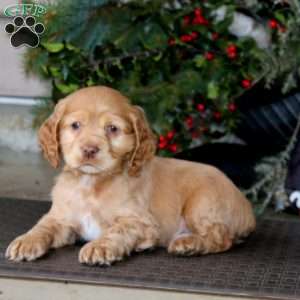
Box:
79;240;122;266
5;234;49;262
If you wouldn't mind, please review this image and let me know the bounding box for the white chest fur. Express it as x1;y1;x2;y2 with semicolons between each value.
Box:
59;174;124;241
80;213;102;241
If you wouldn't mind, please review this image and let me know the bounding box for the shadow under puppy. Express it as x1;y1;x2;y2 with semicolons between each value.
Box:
6;86;256;265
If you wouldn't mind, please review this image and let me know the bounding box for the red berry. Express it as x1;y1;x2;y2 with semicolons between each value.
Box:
205;51;214;61
194;8;202;16
180;34;192;42
213;111;222;121
196;103;205;112
193;16;209;25
190;31;198;40
227;45;237;53
268;19;278;29
169;143;178;153
159;135;166;143
180;35;187;42
241;79;252;89
168;38;176;46
226;45;237;59
158;140;167;149
167;130;175;140
228;103;237;112
211;32;219;40
185;116;193;128
183;15;190;26
158;136;168;149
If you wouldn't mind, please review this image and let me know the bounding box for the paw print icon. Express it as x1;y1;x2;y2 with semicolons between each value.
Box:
5;16;45;48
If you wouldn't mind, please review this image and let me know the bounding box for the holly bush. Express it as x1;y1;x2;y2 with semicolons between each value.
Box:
26;0;300;155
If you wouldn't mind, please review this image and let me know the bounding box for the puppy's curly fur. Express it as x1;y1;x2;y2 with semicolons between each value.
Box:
6;86;256;265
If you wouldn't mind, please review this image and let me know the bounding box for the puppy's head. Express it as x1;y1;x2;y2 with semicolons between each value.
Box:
38;86;156;176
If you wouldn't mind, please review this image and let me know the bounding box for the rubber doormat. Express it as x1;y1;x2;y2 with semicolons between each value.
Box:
0;198;300;299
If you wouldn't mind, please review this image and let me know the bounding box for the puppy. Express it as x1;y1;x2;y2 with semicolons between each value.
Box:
6;86;256;265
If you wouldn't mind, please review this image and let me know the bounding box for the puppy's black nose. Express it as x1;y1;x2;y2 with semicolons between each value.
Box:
82;145;100;159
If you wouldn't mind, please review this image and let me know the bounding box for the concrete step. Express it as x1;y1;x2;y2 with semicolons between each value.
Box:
0;278;239;300
0;145;56;200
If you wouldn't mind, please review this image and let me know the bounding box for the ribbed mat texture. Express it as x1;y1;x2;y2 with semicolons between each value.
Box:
0;198;300;299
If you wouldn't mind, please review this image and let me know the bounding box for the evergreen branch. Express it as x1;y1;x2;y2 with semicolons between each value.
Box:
288;0;300;15
89;49;161;68
244;115;300;214
257;183;278;215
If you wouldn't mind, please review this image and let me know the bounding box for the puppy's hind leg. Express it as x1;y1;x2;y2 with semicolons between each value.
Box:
168;193;234;256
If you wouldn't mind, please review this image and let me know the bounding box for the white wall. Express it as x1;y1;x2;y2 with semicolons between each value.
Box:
0;0;51;98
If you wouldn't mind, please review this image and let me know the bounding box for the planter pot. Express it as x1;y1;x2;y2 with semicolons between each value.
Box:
175;143;261;189
236;85;300;151
176;86;300;190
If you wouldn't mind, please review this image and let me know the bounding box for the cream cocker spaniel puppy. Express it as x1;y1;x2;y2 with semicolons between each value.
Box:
6;86;256;265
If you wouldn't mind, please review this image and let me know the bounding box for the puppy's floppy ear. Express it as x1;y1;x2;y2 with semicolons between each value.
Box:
128;106;156;176
38;99;67;168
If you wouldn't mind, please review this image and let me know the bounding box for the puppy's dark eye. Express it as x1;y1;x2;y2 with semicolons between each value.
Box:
105;124;119;135
71;121;81;130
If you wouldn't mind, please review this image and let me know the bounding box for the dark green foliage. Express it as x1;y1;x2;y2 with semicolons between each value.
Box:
26;0;300;154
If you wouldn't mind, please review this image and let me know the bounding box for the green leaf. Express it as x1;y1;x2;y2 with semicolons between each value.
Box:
49;66;60;77
112;59;123;70
65;43;76;51
42;42;64;53
96;69;106;79
86;78;95;86
194;55;206;68
153;52;162;61
274;12;285;24
207;82;219;99
139;22;168;50
41;65;48;75
114;25;140;51
65;43;80;53
55;82;79;94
